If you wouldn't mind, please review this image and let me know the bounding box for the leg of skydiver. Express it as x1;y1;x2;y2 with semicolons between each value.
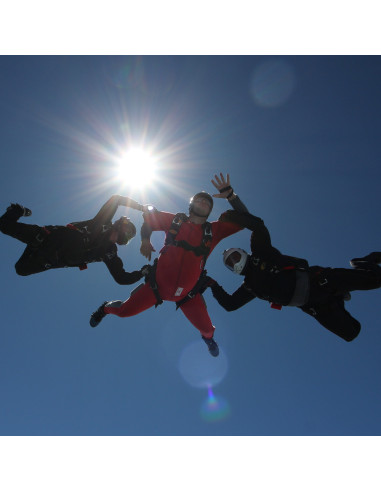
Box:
14;246;54;276
179;293;219;357
300;298;361;342
1;204;55;275
299;259;381;341
0;203;31;223
90;282;158;327
320;266;381;294
307;263;381;305
0;208;41;245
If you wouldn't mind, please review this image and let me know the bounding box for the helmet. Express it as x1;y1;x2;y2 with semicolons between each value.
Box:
189;191;214;217
113;216;136;245
223;248;249;275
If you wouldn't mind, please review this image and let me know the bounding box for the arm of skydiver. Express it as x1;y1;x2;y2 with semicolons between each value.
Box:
211;172;249;213
140;210;175;260
218;209;273;254
103;251;148;285
209;280;256;311
140;222;155;261
211;172;276;254
91;195;146;225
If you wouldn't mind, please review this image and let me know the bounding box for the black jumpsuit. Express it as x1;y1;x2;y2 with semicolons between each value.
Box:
210;211;381;341
0;195;144;285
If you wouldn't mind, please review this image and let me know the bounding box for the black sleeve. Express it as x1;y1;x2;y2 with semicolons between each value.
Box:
228;194;249;213
217;210;273;255
210;282;255;311
103;253;144;285
92;195;143;226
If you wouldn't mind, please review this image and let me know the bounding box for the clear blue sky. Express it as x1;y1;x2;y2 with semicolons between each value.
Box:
0;55;380;484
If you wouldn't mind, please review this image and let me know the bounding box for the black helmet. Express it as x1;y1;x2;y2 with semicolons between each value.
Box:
189;191;214;217
113;216;136;245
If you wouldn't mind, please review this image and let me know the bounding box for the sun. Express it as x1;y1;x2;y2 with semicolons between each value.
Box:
115;148;157;188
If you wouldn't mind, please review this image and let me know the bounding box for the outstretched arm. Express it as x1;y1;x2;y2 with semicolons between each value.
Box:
103;252;148;285
139;210;175;261
211;173;249;213
92;195;148;225
212;173;275;255
209;279;256;311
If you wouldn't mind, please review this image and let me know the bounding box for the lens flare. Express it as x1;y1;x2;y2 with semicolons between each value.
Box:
200;385;231;422
250;59;295;108
115;148;157;188
178;340;228;389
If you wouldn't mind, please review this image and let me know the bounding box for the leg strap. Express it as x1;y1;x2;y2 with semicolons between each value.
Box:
148;258;163;307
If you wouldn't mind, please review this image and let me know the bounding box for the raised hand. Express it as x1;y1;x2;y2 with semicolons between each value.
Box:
211;173;233;199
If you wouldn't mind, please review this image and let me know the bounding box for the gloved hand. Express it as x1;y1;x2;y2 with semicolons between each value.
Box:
140;264;152;278
199;275;217;294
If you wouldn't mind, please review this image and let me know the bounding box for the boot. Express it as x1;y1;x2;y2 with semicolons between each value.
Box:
7;203;32;218
90;301;108;327
202;336;219;357
350;252;381;268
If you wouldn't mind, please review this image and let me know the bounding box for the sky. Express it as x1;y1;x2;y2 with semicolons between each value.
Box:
0;55;380;487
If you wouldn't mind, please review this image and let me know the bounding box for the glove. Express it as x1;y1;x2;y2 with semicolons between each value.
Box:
199;275;217;294
140;264;152;278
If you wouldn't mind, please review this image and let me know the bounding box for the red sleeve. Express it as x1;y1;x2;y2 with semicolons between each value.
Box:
142;211;175;232
211;220;243;247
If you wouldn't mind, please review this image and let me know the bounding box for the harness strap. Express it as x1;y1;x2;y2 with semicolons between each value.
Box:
148;258;163;308
312;268;329;286
165;213;213;264
33;226;51;245
175;270;208;310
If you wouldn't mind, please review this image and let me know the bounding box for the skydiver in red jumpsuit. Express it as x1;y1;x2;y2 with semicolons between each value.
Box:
89;174;248;356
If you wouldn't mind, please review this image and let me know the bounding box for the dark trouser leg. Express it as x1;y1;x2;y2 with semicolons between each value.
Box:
301;265;380;341
307;266;381;306
300;299;361;342
14;246;54;276
1;208;55;275
323;267;381;293
0;215;43;245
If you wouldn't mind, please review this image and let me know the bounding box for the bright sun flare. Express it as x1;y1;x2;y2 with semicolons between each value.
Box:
116;148;157;188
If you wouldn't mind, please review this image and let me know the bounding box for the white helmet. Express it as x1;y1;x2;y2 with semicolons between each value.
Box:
223;248;249;275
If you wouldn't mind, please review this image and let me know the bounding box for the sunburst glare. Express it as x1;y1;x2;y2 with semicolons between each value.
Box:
115;148;157;189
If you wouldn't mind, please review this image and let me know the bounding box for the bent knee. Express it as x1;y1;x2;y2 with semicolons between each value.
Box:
341;322;361;342
14;260;37;276
15;263;31;276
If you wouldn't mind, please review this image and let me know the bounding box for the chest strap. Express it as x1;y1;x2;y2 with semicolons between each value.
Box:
165;213;213;264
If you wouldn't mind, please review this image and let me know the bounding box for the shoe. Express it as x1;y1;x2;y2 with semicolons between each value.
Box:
7;203;32;217
202;336;219;357
90;301;108;327
350;252;381;268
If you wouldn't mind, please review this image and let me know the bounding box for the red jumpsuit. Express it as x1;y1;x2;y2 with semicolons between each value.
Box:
104;210;242;338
